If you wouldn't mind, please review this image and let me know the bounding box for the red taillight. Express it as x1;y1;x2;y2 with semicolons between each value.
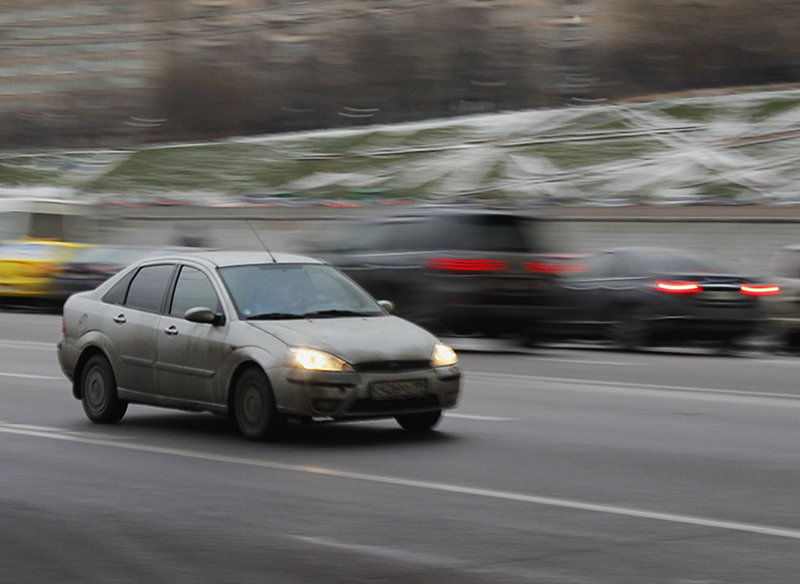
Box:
654;280;702;294
525;261;588;274
426;258;508;272
740;284;781;296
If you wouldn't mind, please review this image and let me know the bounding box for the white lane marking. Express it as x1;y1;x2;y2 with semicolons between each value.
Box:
291;534;596;581
0;340;55;350
447;413;516;421
0;423;130;440
2;422;799;541
464;371;800;402
530;356;633;366
0;371;62;380
292;535;467;568
756;359;800;366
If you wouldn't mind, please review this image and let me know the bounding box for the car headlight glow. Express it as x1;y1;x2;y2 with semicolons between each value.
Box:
431;343;458;367
291;348;353;372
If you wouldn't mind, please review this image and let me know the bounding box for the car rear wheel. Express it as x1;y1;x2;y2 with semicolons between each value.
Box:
608;309;650;351
81;354;128;424
233;367;284;440
395;410;442;432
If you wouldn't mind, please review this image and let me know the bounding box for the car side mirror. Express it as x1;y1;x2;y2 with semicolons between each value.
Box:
377;300;394;314
184;306;225;325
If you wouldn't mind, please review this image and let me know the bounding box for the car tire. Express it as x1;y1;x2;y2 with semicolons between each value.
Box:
395;410;442;432
233;367;284;440
608;308;650;351
81;354;128;424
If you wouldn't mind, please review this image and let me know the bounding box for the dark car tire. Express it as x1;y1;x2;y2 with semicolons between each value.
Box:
395;410;442;432
233;367;284;441
80;354;128;424
608;308;650;351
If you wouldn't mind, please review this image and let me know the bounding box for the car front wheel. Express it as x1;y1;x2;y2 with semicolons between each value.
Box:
233;367;284;440
81;354;128;424
395;410;442;432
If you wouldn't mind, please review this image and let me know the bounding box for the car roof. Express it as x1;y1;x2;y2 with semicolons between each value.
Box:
137;250;326;268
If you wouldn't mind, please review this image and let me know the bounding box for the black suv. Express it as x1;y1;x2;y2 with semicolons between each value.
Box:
312;206;557;338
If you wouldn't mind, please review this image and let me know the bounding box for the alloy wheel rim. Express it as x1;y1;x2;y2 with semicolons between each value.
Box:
242;384;263;425
86;368;106;410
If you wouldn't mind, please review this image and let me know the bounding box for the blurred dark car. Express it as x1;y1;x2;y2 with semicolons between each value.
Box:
548;247;780;350
50;245;178;302
762;244;800;349
311;206;558;338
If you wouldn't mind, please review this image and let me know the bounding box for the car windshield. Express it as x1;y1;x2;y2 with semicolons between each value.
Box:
218;263;385;320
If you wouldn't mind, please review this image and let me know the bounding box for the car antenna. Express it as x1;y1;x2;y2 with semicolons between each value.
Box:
245;219;277;263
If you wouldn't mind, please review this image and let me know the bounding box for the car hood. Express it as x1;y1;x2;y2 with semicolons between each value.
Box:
245;315;438;363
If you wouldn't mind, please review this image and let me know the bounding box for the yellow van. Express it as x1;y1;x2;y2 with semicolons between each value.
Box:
0;240;87;300
0;198;95;304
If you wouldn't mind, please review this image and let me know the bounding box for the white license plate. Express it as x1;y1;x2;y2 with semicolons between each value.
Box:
370;379;428;400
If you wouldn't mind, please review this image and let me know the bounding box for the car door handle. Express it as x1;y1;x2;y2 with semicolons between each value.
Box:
112;314;126;324
164;325;179;336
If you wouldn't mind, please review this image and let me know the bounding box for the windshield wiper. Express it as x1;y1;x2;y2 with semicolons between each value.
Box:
246;312;303;320
302;309;374;318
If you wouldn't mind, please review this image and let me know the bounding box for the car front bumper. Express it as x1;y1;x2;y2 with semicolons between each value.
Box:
274;365;461;420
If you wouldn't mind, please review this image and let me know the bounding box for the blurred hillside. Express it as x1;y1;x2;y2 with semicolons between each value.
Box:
3;87;799;206
2;0;800;149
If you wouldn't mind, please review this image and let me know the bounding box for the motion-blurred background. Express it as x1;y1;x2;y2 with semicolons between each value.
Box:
3;0;800;148
3;0;800;335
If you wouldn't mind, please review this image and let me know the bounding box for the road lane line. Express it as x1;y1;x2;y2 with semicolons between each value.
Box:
447;413;516;421
292;535;468;568
0;422;131;440
0;371;62;380
0;340;55;350
2;421;799;541
529;356;633;366
464;371;800;402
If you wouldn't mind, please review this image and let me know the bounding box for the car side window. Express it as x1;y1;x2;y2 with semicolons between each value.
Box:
585;253;615;278
609;254;638;278
102;270;136;305
169;266;220;317
376;221;409;251
124;264;175;313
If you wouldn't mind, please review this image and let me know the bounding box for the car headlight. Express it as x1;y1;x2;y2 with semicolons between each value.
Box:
431;343;458;367
290;348;353;372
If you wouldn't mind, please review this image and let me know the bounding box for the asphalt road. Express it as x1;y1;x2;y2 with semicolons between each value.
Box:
2;312;799;584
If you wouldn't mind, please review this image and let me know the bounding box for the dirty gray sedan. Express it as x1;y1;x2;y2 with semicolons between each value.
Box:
57;251;461;439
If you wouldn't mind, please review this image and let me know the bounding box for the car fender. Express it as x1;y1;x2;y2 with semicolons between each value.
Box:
221;343;298;412
68;329;117;399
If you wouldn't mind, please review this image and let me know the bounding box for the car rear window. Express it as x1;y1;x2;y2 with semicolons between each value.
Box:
771;250;800;278
432;215;533;252
645;253;723;273
343;214;537;253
